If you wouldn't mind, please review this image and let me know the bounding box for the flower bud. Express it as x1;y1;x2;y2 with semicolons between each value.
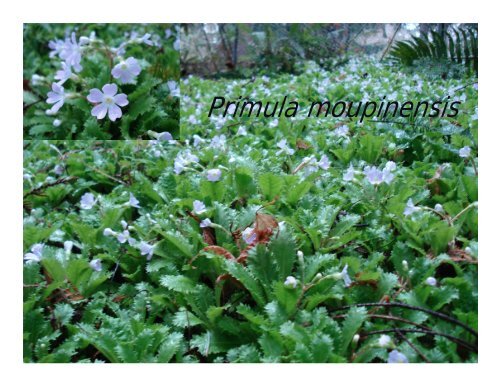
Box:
402;260;409;271
353;334;360;345
284;276;298;289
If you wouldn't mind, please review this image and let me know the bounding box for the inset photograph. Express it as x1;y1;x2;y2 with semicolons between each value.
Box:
23;24;180;139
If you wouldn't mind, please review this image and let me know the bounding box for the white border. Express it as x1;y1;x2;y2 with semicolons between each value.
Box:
3;1;498;385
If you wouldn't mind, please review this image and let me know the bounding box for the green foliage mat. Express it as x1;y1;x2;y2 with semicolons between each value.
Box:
23;57;477;363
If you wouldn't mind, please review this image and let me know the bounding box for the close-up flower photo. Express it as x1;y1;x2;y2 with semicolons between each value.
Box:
23;24;180;139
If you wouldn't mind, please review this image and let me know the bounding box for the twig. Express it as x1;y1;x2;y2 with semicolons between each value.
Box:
380;23;402;61
361;328;477;353
331;302;477;337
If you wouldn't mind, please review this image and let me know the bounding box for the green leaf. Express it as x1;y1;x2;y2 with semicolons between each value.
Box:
258;173;284;200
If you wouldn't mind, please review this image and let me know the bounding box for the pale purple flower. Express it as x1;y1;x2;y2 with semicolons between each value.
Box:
242;227;257;244
193;200;207;214
343;165;355;182
129;193;140;208
112;57;141;84
206;168;222;182
59;33;83;72
277;139;295;156
459;146;471;158
80;193;97;210
89;259;102;272
87;84;128;122
138;241;154;260
167;80;180;97
192;135;204;147
46;83;66;113
364;165;394;185
53;119;62;127
341;264;352;287
403;199;420;217
54;62;73;84
53;164;64;175
158;132;173;141
209;135;226;151
378;334;392;348
388;350;409;363
363;166;384;185
425;277;437;286
24;243;44;263
117;230;136;246
284;276;298;289
318;155;330;170
333;125;349;138
200;218;213;228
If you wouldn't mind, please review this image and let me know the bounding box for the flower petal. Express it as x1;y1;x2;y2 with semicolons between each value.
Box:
114;94;129;107
50;100;64;113
91;103;108;120
108;104;122;121
87;88;104;103
102;83;118;97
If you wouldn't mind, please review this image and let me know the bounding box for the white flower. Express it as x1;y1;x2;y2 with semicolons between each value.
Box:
103;228;116;237
167;80;180;97
403;198;420;217
343;165;355;181
425;277;437;286
434;203;444;213
64;241;73;255
46;82;66;113
24;243;44;263
384;161;397;172
112;57;141;84
31;74;45;86
459;146;471;158
242;227;257;244
378;334;392;348
206;168;222;182
200;218;213;228
236;126;247;136
53;119;62;127
87;84;129;122
284;276;298;288
80;193;97;210
277;139;295;156
138;241;154;260
174;149;199;174
129;193;140;208
388;350;409;363
193;200;207;214
341;264;352;287
89;259;102;272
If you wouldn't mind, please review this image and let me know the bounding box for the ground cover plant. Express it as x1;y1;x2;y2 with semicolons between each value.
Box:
23;56;477;363
23;24;180;139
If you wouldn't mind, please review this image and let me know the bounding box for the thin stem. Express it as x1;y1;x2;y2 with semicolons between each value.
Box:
361;328;477;353
331;302;477;337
